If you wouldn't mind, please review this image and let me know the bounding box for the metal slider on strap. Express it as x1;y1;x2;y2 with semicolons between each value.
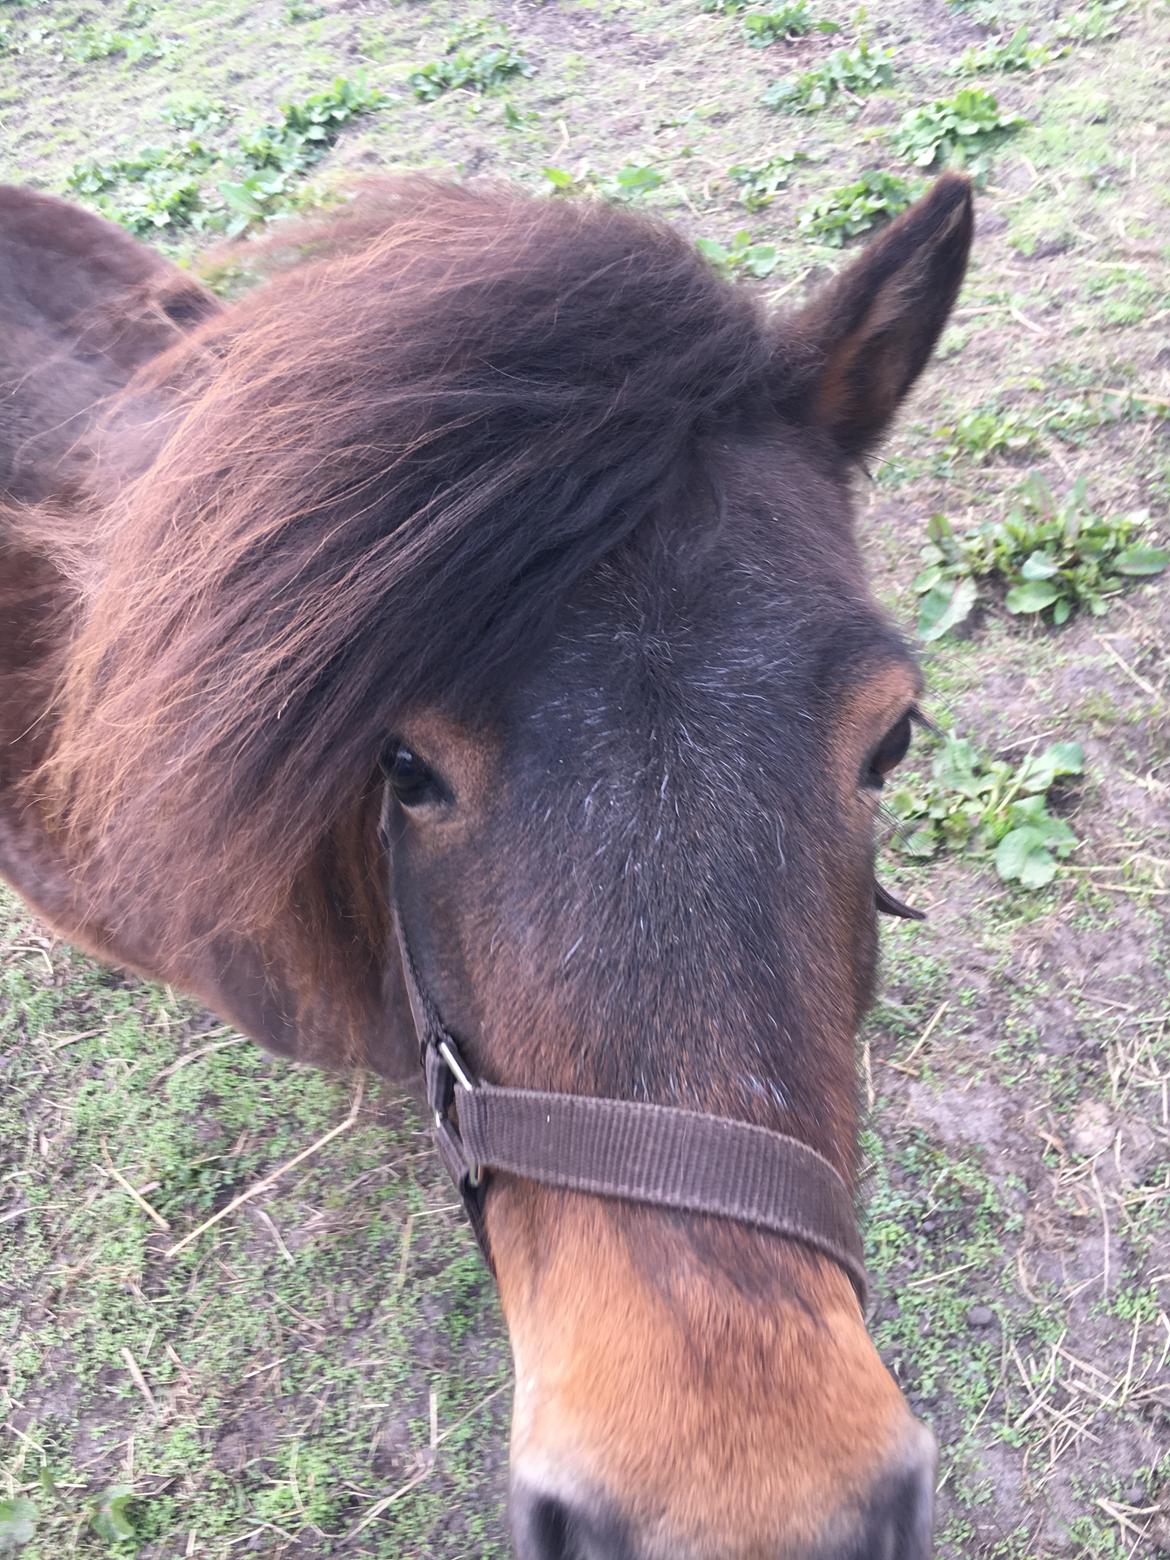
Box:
394;889;867;1307
426;1033;483;1190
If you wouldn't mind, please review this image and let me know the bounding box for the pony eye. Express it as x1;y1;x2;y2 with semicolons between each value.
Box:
863;713;913;790
383;745;437;809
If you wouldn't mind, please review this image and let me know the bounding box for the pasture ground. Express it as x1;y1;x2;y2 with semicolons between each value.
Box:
1;0;1168;1554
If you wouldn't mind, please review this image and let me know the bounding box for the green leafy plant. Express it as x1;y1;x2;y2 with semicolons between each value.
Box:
541;165;580;193
1043;389;1167;446
762;38;893;112
601;164;665;200
955;26;1052;73
727;148;808;210
1057;0;1127;41
67;23;169;62
889;736;1084;888
0;1497;37;1551
913;551;978;640
66;142;215;234
741;3;840;45
68;77;384;239
541;164;665;201
243;75;385;169
798;169;915;243
219;76;385;227
502;100;538;130
409;28;533;100
216;169;297;224
90;1485;137;1543
935;406;1039;464
893;87;1025;173
914;477;1170;639
695;229;780;278
161;93;229;132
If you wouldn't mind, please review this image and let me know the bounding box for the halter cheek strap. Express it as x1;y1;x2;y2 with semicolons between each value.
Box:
392;911;868;1310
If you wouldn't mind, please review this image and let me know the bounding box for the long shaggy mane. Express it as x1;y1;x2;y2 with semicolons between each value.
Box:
40;178;778;944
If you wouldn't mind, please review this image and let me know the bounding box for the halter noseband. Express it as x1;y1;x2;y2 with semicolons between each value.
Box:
392;911;871;1310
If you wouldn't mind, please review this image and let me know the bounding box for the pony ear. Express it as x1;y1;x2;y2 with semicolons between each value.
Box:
779;174;973;461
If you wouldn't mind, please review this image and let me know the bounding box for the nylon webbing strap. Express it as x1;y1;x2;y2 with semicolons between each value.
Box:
389;876;867;1311
455;1082;867;1306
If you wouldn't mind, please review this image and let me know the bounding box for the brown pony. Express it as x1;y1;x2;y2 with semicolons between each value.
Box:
0;174;972;1559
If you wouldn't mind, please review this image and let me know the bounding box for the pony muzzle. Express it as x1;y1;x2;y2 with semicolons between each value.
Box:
495;1190;936;1560
509;1422;937;1560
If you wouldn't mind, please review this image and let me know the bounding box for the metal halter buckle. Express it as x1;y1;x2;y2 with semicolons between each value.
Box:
393;882;868;1302
437;1037;475;1094
426;1034;483;1190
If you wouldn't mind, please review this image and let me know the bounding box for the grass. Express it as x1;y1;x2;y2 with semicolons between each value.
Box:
0;897;510;1556
2;0;1169;1553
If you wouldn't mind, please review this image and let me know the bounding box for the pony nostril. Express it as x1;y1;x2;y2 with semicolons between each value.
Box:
826;1448;936;1560
510;1425;935;1560
511;1482;633;1560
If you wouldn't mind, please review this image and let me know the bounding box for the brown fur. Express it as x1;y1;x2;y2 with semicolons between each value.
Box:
0;175;973;1557
0;186;409;1074
498;1191;916;1559
39;182;774;953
